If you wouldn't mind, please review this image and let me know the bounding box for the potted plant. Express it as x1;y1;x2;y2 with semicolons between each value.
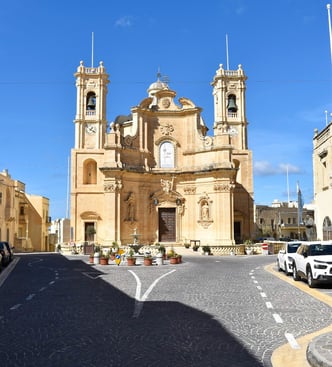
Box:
169;253;179;264
166;247;175;260
157;244;166;260
184;241;190;249
192;243;200;252
89;253;94;264
202;245;211;256
244;240;254;255
100;252;109;265
144;254;153;266
126;248;136;266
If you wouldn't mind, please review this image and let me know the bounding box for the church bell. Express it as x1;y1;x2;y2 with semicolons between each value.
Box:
227;96;237;113
87;95;96;110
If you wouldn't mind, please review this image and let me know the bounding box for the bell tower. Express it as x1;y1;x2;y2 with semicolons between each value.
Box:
211;64;248;150
74;60;109;149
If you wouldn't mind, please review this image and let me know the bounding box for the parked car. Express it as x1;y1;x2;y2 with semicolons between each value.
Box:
0;242;14;262
292;241;332;288
277;241;302;275
0;242;11;267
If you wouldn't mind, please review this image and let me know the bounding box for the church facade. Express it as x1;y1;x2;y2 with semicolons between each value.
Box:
70;61;254;247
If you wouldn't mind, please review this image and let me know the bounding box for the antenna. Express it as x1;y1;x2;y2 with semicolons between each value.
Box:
91;31;94;68
226;34;230;70
325;110;328;126
327;4;332;64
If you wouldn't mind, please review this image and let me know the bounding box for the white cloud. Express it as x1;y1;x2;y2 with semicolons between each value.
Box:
115;16;133;28
254;161;302;176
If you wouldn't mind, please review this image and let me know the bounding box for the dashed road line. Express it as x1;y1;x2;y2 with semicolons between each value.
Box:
273;313;283;323
260;292;267;298
285;332;301;349
10;304;22;310
266;301;273;309
26;294;36;301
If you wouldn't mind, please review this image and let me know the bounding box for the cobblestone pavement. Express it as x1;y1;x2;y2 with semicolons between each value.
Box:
0;253;331;367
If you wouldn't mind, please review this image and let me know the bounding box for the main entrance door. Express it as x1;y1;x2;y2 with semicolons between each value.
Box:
159;208;176;242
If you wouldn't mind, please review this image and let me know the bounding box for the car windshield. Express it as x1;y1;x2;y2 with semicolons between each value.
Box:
310;244;332;256
287;243;301;253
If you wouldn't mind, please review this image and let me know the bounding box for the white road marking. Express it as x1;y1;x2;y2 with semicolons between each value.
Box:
26;294;36;301
39;287;47;292
273;313;283;323
10;304;22;310
285;332;301;349
257;285;263;290
260;292;267;298
129;269;176;318
266;301;273;309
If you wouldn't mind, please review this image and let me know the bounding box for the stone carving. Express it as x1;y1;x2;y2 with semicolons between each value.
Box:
184;186;196;195
160;123;174;136
104;180;122;192
161;178;173;194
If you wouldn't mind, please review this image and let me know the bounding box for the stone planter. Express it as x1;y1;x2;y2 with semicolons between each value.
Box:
100;257;109;265
170;257;178;264
127;257;136;266
144;257;153;266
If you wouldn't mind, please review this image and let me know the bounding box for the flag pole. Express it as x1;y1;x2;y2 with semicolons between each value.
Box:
327;4;332;64
226;34;229;70
91;31;94;68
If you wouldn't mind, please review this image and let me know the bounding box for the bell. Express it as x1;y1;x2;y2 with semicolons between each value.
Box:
227;96;237;113
87;95;96;110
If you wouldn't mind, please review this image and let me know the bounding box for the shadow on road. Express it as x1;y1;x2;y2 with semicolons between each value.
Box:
0;254;264;367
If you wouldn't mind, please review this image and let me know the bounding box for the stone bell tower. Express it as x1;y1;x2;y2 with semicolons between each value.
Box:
70;61;110;243
211;64;248;150
73;60;109;150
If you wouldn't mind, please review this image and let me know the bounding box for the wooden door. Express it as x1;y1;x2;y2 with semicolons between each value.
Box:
159;208;176;242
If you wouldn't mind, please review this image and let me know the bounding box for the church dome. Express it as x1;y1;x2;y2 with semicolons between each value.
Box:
147;72;168;97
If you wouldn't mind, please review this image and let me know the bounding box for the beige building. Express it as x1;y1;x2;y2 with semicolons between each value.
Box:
70;61;254;247
0;169;50;251
313;123;332;240
254;201;316;241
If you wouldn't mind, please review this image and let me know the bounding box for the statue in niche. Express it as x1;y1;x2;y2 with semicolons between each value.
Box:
125;192;136;222
201;202;209;220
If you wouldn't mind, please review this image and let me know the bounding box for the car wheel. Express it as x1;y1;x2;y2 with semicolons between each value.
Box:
292;263;300;281
284;261;289;276
307;268;316;288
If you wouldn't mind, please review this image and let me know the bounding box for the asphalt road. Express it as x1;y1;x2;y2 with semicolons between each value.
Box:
0;253;331;367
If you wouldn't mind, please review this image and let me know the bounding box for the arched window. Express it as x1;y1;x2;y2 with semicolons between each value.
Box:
160;141;174;168
83;159;97;184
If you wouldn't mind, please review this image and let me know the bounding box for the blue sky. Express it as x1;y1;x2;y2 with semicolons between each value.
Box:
0;0;331;219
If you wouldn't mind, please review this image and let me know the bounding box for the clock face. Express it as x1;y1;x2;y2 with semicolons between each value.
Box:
228;127;238;136
85;124;96;134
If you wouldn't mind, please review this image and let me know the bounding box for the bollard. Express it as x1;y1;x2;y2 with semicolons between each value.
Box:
94;252;100;264
156;252;163;265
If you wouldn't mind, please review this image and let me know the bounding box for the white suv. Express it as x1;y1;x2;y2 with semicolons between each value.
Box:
292;241;332;288
277;242;301;275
